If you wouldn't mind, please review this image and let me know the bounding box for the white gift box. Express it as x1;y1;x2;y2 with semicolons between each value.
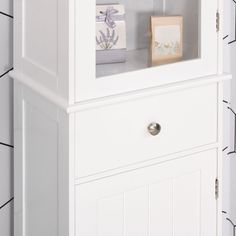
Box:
96;4;126;64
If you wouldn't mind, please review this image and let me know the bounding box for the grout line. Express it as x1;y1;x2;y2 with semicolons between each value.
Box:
0;197;14;210
0;68;13;79
223;35;229;40
223;146;229;152
0;11;13;19
0;142;14;148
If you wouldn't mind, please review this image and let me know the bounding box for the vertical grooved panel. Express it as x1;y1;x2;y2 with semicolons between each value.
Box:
149;179;173;236
97;194;124;236
173;171;201;236
125;186;149;236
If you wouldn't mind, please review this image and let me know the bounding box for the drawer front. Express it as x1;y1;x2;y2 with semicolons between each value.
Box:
75;83;218;178
0;145;13;207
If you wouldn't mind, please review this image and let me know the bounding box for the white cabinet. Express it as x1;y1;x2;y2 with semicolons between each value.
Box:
12;0;222;102
11;0;230;236
14;77;228;236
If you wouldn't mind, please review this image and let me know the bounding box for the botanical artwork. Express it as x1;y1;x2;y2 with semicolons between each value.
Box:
154;25;181;57
96;4;126;64
96;28;119;50
151;16;183;65
96;4;126;51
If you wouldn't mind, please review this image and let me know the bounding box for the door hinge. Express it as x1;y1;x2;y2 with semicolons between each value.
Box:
216;11;220;32
215;178;219;200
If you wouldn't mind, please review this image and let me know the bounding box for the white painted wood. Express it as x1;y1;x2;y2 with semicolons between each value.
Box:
217;81;224;236
97;194;124;236
125;186;149;236
76;150;217;236
75;83;218;177
0;145;13;207
149;179;172;236
14;79;225;236
173;172;201;235
14;0;70;101
76;142;220;184
0;201;13;236
0;74;13;145
14;81;74;236
0;14;12;76
10;71;231;113
23;0;58;78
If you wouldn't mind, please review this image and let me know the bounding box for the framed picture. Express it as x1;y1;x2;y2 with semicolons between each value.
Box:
150;16;183;66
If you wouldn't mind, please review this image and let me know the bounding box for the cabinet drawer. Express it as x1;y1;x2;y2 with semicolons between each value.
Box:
75;83;218;178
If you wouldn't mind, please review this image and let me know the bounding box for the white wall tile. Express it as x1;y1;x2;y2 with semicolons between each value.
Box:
0;14;13;76
0;0;13;16
0;145;13;207
0;201;13;236
0;74;13;145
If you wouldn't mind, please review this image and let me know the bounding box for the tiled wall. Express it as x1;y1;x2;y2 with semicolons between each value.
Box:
222;1;236;236
0;0;14;235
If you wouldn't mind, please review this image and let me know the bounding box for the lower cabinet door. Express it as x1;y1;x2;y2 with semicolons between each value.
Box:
76;150;217;236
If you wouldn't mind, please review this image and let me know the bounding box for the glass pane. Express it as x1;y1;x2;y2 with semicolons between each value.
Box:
96;0;200;78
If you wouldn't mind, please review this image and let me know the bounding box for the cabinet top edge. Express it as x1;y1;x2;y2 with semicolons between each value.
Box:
10;70;231;114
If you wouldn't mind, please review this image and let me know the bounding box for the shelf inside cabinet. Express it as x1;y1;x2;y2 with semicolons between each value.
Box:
96;0;200;79
96;48;197;78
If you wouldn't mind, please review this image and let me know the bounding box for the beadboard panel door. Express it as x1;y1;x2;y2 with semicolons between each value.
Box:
76;149;217;236
75;83;218;178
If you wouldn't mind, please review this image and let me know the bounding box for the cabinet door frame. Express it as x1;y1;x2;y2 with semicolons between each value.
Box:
75;0;220;102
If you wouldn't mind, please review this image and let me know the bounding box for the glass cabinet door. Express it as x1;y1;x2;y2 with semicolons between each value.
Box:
75;0;219;102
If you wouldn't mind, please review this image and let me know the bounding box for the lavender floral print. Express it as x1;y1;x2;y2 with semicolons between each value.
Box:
96;28;119;50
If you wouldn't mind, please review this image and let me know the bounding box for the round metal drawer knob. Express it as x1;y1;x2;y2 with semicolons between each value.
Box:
148;122;161;136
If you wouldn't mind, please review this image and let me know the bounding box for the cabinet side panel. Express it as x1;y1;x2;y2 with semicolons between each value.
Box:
23;101;58;236
14;0;69;100
14;81;71;236
23;0;58;76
